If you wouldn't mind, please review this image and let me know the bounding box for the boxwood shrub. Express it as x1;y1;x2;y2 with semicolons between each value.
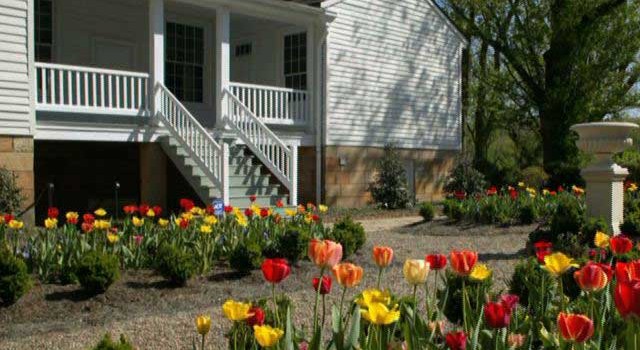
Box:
76;251;120;294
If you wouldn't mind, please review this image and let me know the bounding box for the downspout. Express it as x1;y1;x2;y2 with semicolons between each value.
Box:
315;28;328;205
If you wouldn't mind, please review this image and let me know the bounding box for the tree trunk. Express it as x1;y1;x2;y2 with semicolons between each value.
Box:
473;41;490;173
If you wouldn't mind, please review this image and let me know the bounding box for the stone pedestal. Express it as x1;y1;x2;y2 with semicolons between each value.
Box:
571;122;639;234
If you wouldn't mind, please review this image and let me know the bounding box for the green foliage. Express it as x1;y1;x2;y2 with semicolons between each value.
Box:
275;230;310;264
621;211;640;238
0;247;31;305
327;216;366;259
549;194;584;235
418;202;435;222
155;244;197;285
582;217;609;245
229;241;263;274
443;158;487;195
439;270;492;325
615;147;640;183
518;202;536;224
369;144;411;209
443;199;465;222
0;167;24;214
508;258;553;308
520;166;549;189
91;333;134;350
76;251;120;294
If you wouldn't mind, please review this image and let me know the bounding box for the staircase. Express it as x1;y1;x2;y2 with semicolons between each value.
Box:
155;83;296;208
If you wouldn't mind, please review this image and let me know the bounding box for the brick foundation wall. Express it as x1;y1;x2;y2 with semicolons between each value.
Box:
0;135;35;223
323;146;458;208
297;146;317;205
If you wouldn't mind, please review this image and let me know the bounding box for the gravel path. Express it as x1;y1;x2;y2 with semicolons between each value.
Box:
0;217;532;350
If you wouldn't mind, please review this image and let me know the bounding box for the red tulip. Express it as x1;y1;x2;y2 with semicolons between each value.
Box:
574;262;611;292
179;198;195;211
246;306;265;326
610;235;633;255
373;246;394;268
450;250;478;276
557;312;594;343
445;331;467;350
205;204;214;215
486;186;498;196
249;194;257;203
224;205;234;213
276;199;284;208
616;260;640;283
123;205;138;215
81;222;93;233
261;258;291;284
509;188;518;200
138;203;150;216
454;190;466;200
47;207;59;219
534;240;553;264
312;275;332;294
3;214;14;223
82;213;95;224
426;254;447;270
558;185;565;193
484;301;511;328
312;214;320;222
260;208;269;218
178;218;189;229
152;205;162;216
499;294;519;311
615;279;640;319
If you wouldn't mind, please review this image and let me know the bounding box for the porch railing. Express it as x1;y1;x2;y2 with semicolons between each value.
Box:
228;82;309;126
35;62;150;116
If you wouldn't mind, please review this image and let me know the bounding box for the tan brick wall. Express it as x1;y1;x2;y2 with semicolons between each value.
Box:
323;146;457;208
0;135;34;223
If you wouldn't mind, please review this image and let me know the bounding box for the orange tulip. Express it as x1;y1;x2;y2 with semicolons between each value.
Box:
557;312;594;343
332;263;364;288
573;262;611;292
372;246;394;268
450;250;478;276
308;239;343;269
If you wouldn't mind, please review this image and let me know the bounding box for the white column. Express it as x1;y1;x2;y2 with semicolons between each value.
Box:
306;26;315;134
221;143;230;204
290;144;299;206
215;7;231;129
149;0;164;115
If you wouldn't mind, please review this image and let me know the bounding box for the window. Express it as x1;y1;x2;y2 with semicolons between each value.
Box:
165;21;204;103
235;43;252;57
284;32;307;90
35;0;53;62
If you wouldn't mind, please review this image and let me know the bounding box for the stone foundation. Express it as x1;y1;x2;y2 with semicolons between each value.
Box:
323;146;457;207
0;135;35;223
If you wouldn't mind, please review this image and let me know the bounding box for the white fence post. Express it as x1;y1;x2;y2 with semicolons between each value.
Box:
221;142;230;205
290;144;298;206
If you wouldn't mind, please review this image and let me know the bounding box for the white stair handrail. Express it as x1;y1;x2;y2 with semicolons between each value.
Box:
156;83;229;203
223;88;298;205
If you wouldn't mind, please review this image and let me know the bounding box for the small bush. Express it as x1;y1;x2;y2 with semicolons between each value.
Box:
518;202;537;224
443;199;465;222
443;158;487;196
621;211;640;238
0;167;24;214
509;258;553;307
229;241;263;274
439;270;492;324
91;333;134;350
275;230;311;264
0;248;32;305
155;244;197;285
76;251;120;294
582;217;610;245
520;166;549;189
419;202;435;222
328;216;366;258
369;144;411;209
549;195;584;235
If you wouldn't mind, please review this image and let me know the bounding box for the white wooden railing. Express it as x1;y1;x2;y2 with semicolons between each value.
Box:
228;82;309;126
224;89;298;205
35;62;150;116
156;83;229;203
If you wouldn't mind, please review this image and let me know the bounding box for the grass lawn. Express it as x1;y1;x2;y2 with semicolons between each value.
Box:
0;217;532;349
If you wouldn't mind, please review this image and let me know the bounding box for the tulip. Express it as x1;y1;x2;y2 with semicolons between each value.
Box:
276;199;284;208
81;222;93;233
179;198;195;211
308;239;343;269
106;232;119;244
132;217;144;227
356;289;392;309
371;246;393;268
246;306;265;326
145;208;155;217
158;218;169;227
8;219;23;230
403;259;430;286
249;194;257;203
594;231;610;249
486;186;497;196
445;331;467;350
134;235;143;246
616;260;640;283
47;207;59;219
152;205;162;216
44;218;57;229
469;263;491;282
332;263;363;288
615;279;640;319
499;294;520;311
204;215;217;225
450;250;478;276
94;220;110;230
318;204;328;213
484;301;511;328
361;302;400;325
83;213;95;224
262;258;291;284
507;333;526;348
260;208;270;218
533;240;553;264
610;235;633;255
542;252;578;277
195;314;211;335
222;300;252;321
65;212;79;225
312;275;332;295
123;205;138;215
199;224;212;234
557;312;594;343
94;208;107;217
253;325;284;348
574;262;611;292
426;254;447;270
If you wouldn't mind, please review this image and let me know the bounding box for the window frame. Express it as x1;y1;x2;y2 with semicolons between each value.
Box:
282;31;307;91
164;19;207;104
35;0;54;62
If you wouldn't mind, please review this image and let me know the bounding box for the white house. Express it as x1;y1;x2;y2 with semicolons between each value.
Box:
0;0;465;219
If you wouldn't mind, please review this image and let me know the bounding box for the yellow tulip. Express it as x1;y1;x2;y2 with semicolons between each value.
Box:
132;217;144;227
65;211;79;222
190;206;204;216
158;218;169;227
253;325;284;348
222;300;252;321
94;208;107;217
356;289;392;308
146;208;155;217
628;183;638;192
195;314;211;336
44;218;58;229
469;263;492;281
200;224;212;234
181;212;194;220
304;214;313;224
250;204;261;217
403;259;430;285
361;302;401;325
8;219;23;230
204;215;218;225
543;252;578;277
94;220;111;230
594;231;610;249
318;204;329;213
518;182;525;188
236;214;248;227
107;232;119;244
285;209;297;217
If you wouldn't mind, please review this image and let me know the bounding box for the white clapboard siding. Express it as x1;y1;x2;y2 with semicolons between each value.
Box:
325;0;465;150
0;0;31;136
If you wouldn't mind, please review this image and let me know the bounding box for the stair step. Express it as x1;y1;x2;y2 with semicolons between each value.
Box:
229;195;289;207
229;184;281;197
229;155;254;166
229;174;272;187
230;164;263;176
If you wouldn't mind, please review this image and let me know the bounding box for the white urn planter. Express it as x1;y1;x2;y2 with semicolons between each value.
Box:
571;122;639;234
